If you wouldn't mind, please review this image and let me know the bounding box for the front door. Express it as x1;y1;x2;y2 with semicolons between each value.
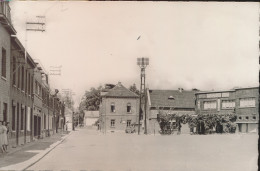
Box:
16;103;19;146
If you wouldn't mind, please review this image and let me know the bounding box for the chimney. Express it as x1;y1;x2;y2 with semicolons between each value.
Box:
118;81;122;87
178;88;183;93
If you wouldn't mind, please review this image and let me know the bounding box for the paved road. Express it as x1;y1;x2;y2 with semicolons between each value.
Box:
28;127;258;171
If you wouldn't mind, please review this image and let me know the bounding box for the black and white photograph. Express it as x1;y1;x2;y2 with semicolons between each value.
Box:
0;1;259;171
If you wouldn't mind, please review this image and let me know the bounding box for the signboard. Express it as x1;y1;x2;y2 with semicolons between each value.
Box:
206;93;221;98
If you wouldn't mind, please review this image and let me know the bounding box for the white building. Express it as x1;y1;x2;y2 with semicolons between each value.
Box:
84;111;99;126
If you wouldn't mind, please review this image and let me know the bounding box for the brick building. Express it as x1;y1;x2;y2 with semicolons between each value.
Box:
33;62;44;139
100;82;139;133
195;87;259;133
0;1;16;124
146;88;196;134
9;37;36;146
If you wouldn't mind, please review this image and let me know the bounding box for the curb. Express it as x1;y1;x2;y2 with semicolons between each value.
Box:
0;132;72;171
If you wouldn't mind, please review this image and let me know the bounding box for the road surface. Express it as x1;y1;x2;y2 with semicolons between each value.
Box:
28;127;258;171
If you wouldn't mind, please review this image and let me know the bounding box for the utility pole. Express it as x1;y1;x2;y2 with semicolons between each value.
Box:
24;16;45;139
62;89;75;130
137;58;149;135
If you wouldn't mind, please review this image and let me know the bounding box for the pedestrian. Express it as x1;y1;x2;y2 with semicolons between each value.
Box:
0;121;6;153
2;121;8;152
201;120;205;135
197;120;201;135
177;121;182;135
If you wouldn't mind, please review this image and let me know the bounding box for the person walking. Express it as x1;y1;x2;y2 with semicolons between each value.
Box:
0;121;6;153
2;121;8;152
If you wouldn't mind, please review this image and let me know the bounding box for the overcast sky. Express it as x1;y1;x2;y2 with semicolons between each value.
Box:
9;1;259;106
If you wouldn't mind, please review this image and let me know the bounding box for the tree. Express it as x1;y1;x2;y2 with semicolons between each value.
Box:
129;83;140;95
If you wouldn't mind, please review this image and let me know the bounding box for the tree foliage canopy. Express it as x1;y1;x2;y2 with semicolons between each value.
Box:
157;111;237;135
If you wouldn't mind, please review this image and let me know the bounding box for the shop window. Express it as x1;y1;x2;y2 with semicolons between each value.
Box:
203;101;217;110
240;98;255;107
222;100;235;109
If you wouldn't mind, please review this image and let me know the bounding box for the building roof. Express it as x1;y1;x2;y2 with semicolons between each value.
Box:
148;89;196;108
195;86;259;94
84;111;99;118
102;82;139;98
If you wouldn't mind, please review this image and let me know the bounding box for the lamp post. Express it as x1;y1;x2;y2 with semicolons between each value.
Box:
137;57;149;135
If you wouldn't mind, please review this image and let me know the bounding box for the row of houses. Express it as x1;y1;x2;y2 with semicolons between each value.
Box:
0;1;66;148
98;82;259;134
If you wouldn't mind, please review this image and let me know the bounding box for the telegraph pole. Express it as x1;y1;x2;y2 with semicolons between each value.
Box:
137;58;149;135
26;15;46;139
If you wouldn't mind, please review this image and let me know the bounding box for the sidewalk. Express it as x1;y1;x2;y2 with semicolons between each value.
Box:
0;131;71;170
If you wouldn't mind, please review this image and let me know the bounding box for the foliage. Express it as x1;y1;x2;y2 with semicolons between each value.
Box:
157;110;237;135
129;83;140;95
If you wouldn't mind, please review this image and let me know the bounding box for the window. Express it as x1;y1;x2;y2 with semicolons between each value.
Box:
111;119;115;127
238;116;242;120
203;101;217;110
240;98;255;107
25;70;28;93
18;67;21;88
127;120;131;127
31;76;33;95
28;73;30;94
222;100;235;109
21;66;24;90
127;103;131;113
21;108;24;130
1;48;6;78
111;103;115;112
252;116;256;120
12;57;16;85
245;116;249;120
3;103;7;122
44;114;46;129
12;105;15;131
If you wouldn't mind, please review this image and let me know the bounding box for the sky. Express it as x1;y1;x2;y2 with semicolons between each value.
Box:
9;1;259;107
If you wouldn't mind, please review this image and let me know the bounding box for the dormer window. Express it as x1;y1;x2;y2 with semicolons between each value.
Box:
168;96;175;100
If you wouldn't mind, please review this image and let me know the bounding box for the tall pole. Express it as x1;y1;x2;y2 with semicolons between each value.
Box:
144;69;147;134
138;69;142;135
137;58;149;135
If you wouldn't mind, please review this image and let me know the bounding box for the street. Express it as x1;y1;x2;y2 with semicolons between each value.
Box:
27;127;258;171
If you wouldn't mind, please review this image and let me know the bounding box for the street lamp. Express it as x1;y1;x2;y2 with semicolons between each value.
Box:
137;57;149;135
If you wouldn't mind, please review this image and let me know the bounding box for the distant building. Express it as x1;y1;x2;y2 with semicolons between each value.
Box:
100;82;139;133
195;87;259;133
65;107;73;131
146;88;196;134
84;110;99;126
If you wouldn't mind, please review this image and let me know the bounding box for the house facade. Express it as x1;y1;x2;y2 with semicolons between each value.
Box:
9;37;36;146
146;88;197;134
100;82;139;133
84;110;99;126
195;87;259;133
0;1;16;124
